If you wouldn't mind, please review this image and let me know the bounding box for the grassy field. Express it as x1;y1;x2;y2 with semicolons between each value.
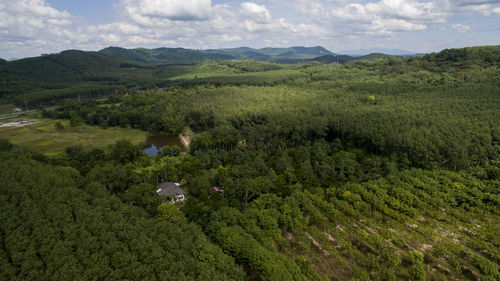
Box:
0;104;18;114
0;117;146;156
168;60;302;80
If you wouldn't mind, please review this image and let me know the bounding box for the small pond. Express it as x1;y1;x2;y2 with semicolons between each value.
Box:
143;134;187;156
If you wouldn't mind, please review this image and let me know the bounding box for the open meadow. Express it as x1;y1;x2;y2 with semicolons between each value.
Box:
0;117;146;156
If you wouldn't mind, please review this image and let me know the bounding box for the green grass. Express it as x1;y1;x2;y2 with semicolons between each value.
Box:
170;62;301;80
0;103;17;114
0;118;146;155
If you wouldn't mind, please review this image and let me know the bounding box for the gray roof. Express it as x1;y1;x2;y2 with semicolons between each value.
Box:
157;182;185;197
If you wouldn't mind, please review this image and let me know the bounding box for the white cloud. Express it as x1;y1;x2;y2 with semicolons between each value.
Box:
241;2;271;23
458;3;493;15
0;0;73;31
449;0;500;15
0;0;84;57
366;0;448;21
120;0;213;22
370;18;427;32
332;0;449;22
451;23;472;32
333;4;369;21
1;0;500;58
211;34;242;42
16;0;71;19
454;0;500;6
91;1;324;51
330;0;444;36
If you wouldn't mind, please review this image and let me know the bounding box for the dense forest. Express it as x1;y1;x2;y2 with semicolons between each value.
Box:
1;45;500;280
0;141;245;281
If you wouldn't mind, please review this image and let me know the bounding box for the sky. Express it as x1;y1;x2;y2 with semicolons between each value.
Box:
1;0;500;59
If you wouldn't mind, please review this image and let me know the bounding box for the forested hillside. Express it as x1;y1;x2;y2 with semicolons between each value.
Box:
46;46;500;171
1;45;499;281
209;46;335;59
98;47;235;64
0;46;409;106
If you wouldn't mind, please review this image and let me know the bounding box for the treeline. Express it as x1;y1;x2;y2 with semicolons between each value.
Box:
342;45;500;74
13;85;127;106
42;92;186;134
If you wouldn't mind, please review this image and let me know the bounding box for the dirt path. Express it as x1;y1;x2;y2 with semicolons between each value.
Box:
179;135;191;149
0;107;56;120
0;119;39;128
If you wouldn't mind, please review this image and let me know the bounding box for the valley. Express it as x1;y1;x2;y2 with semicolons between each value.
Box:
0;45;499;281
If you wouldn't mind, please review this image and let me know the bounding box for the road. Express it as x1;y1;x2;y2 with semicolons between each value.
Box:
0;107;56;120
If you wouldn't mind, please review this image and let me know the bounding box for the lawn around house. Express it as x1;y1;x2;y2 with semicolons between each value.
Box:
0;117;147;156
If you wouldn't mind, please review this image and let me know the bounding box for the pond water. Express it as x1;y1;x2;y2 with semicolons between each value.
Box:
143;134;186;156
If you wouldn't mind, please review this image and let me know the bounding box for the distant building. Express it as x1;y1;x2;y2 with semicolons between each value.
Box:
157;182;186;203
209;186;224;196
13;108;22;112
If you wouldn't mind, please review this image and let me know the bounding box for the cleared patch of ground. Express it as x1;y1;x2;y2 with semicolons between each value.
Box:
0;119;38;128
0;118;146;155
179;134;191;149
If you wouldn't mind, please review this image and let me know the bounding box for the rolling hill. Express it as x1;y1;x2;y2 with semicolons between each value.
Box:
100;46;337;64
2;45;499;107
337;48;421;56
5;50;127;83
98;47;235;64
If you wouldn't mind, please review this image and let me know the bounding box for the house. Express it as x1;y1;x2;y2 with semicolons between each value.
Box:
157;182;186;203
172;194;185;203
13;108;22;112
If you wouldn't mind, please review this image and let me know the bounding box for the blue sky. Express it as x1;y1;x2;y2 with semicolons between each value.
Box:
1;0;499;58
47;0;117;24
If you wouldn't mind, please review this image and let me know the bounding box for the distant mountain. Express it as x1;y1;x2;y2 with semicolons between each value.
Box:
337;48;421;57
308;55;354;64
5;50;128;83
203;47;272;60
98;46;337;64
259;46;334;58
308;53;398;64
209;46;335;59
354;53;398;61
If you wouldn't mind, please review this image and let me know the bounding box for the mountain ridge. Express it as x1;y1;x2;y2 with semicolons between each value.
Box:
2;44;499;105
99;46;336;64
